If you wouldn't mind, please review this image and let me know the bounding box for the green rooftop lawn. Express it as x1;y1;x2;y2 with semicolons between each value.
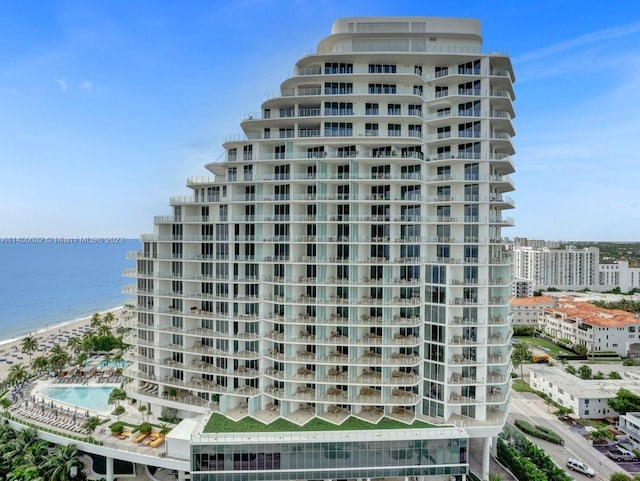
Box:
203;413;433;433
514;336;572;358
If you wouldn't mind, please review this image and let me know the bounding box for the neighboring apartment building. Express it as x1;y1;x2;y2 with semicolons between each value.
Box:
528;365;632;419
512;237;561;249
600;261;640;293
510;296;555;327
619;412;640;449
512;246;599;290
124;16;516;481
511;277;533;298
540;301;640;356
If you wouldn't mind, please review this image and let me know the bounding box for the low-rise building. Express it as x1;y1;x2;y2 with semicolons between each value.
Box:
599;261;640;293
618;412;640;449
540;301;640;356
528;365;637;419
511;296;556;328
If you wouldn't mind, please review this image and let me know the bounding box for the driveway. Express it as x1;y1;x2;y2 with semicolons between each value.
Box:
593;444;640;473
509;391;621;481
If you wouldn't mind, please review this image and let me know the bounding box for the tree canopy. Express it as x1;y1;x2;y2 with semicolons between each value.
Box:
608;389;640;415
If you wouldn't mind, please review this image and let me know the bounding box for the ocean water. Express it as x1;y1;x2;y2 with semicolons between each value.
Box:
0;239;139;339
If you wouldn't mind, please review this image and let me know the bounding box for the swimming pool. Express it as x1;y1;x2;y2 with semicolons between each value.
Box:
41;386;114;412
83;360;130;368
96;360;130;369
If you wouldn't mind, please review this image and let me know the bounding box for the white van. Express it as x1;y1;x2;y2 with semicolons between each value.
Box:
567;458;595;477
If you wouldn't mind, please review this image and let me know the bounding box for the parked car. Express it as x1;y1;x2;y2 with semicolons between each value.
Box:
606;448;639;462
567;458;595;477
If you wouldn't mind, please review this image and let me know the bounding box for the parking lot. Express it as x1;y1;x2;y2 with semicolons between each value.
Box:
593;444;640;473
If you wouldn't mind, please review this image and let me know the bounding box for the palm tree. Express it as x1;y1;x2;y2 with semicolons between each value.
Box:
589;429;609;444
20;335;38;367
97;323;111;337
42;444;83;481
108;388;126;407
89;313;102;330
103;311;116;327
138;404;148;422
46;345;70;375
82;416;102;436
511;342;532;381
31;356;48;375
66;337;81;358
7;364;28;384
48;343;65;358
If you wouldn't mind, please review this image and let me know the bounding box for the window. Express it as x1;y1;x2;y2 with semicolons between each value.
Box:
458;59;481;75
325;62;353;74
388;124;401;136
435;66;449;77
365;103;379;115
325;82;352;94
365;123;379;136
368;83;397;94
368;64;396;73
324;122;353;136
274;164;290;180
458;80;481;96
324;102;353;115
387;104;401;115
242;145;252;161
273;145;285;159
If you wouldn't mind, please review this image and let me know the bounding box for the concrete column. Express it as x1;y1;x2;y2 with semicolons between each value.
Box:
106;456;114;481
482;435;492;481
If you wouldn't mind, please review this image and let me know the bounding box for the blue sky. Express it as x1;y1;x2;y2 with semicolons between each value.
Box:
1;0;639;241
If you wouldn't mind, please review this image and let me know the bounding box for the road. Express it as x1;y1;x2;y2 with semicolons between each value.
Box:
508;390;622;481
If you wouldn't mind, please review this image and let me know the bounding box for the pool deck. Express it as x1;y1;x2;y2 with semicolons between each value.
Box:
34;377;121;416
8;375;174;460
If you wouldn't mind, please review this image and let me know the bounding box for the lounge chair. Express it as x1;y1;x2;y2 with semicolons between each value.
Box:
149;434;165;448
132;432;149;443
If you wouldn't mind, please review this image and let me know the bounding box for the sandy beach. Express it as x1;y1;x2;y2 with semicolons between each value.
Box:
0;306;125;382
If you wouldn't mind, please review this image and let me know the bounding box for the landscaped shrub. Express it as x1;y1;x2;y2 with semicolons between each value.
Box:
514;419;564;444
497;439;547;481
109;421;125;434
137;422;153;434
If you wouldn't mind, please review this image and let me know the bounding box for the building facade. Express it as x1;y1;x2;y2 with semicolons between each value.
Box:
528;365;626;419
510;296;555;328
599;261;640;293
619;412;640;449
540;301;640;356
124;16;515;481
511;277;533;298
512;246;599;290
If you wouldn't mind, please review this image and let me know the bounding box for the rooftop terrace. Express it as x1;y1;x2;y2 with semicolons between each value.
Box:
203;413;433;433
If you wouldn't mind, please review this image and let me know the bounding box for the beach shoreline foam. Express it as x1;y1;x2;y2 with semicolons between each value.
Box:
0;305;125;382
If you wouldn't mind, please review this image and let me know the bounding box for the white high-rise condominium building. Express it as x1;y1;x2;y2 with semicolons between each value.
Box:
512;246;599;290
125;16;515;481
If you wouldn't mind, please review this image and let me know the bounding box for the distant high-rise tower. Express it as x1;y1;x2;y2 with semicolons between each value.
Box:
125;16;515;481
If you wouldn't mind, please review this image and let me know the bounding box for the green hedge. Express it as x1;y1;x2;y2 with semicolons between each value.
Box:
497;439;548;481
515;419;564;445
